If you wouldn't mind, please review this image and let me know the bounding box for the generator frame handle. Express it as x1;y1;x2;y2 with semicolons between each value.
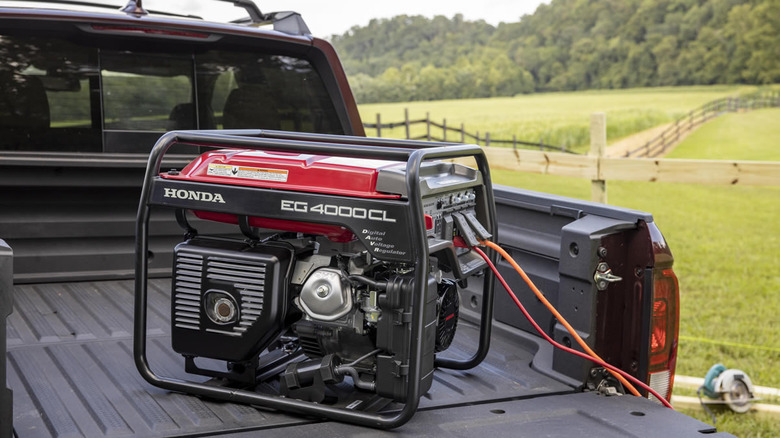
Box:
134;129;497;429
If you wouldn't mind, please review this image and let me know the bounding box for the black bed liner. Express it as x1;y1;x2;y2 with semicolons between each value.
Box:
6;278;729;437
7;278;569;438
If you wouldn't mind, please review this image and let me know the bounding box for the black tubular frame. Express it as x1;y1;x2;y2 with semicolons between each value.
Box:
134;129;497;429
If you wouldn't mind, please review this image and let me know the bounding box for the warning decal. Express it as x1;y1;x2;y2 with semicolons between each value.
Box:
207;163;289;182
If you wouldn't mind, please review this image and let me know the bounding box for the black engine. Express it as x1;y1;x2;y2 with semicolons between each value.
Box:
171;227;462;402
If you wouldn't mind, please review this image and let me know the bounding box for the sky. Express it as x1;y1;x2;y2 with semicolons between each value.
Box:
140;0;551;38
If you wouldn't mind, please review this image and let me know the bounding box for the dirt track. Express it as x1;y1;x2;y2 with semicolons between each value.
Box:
606;123;672;157
606;121;703;157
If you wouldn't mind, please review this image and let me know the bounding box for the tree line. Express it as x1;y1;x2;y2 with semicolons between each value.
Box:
330;0;780;103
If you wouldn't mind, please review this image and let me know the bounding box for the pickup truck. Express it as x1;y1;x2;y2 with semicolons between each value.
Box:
0;1;733;436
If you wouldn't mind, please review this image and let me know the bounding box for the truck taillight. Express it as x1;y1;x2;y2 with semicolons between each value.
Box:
647;268;679;402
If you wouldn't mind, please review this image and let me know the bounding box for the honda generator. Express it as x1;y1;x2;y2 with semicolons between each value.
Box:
134;130;497;428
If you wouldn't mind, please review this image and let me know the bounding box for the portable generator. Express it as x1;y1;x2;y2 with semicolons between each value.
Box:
134;130;497;428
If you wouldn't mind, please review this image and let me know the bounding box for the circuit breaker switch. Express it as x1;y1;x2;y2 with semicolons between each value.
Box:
424;214;434;230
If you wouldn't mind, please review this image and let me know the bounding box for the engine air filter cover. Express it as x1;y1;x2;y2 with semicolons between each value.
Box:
298;268;353;321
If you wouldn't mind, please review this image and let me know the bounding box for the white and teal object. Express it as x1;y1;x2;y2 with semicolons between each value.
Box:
699;363;757;414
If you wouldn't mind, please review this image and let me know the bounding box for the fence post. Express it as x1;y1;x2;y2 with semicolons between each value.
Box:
376;113;382;137
404;108;410;139
513;135;517;150
660;131;666;154
426;112;431;141
486;132;490;147
443;118;447;142
675;119;680;141
590;112;607;204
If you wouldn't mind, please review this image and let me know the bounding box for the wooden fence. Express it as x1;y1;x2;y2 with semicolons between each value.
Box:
467;113;780;203
626;91;780;157
363;108;567;153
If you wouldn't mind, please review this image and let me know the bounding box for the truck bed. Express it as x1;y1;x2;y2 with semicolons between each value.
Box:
6;278;728;437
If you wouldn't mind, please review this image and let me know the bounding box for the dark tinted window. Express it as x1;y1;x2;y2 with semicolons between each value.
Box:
0;33;344;153
198;51;342;133
0;35;101;152
101;51;194;132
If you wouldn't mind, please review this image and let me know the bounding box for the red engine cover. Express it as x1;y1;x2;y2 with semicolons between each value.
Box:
162;149;404;198
162;149;405;241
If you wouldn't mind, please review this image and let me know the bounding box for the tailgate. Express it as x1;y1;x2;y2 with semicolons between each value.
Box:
483;185;662;388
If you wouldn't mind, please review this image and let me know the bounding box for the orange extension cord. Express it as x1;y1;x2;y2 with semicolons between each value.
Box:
481;240;642;398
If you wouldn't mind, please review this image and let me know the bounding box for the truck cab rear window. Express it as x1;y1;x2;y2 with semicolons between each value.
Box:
101;52;195;132
0;34;344;153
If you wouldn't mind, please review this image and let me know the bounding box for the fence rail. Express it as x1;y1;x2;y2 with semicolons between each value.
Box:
363;108;569;153
477;147;780;187
627;91;780;157
452;113;780;204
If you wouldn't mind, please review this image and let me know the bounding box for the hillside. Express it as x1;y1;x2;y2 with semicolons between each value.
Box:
331;0;780;103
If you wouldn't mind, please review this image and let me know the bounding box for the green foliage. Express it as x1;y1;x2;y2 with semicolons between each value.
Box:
331;0;780;103
332;14;496;77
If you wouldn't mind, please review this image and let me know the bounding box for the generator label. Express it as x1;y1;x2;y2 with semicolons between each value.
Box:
207;163;289;182
361;228;407;256
281;200;396;223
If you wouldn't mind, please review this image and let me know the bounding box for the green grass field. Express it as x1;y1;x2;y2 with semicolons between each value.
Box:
359;85;761;153
360;88;780;437
667;108;780;161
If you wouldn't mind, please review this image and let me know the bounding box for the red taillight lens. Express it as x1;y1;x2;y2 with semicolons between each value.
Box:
650;298;669;365
648;268;679;401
